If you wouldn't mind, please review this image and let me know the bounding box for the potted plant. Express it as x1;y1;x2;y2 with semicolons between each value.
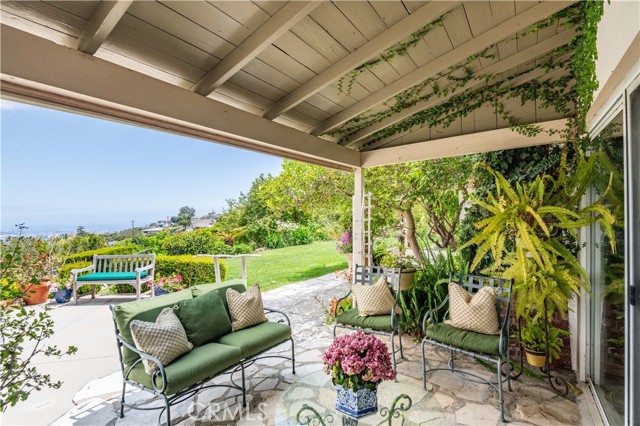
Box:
376;243;416;290
147;274;185;296
323;332;396;418
518;318;569;368
50;281;72;304
336;231;353;269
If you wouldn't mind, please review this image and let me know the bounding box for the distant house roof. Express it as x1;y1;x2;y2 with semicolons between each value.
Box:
141;227;164;235
191;218;215;229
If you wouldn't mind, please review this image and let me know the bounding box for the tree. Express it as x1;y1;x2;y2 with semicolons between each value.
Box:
75;226;86;236
175;206;196;227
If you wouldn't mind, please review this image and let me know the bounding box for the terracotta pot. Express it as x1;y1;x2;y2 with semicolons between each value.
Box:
524;348;547;368
399;268;416;291
21;281;52;305
345;253;353;270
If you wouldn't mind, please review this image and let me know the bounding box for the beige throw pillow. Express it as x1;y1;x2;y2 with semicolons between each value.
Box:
130;308;193;374
445;282;500;335
351;276;401;317
226;285;268;331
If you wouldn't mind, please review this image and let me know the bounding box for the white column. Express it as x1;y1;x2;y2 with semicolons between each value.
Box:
352;168;365;266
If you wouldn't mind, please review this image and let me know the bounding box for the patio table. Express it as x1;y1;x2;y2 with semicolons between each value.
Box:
274;370;445;425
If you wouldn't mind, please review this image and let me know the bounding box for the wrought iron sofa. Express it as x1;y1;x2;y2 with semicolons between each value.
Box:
332;265;404;369
421;273;514;422
110;282;294;425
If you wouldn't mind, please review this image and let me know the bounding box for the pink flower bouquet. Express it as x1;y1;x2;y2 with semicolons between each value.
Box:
323;332;396;391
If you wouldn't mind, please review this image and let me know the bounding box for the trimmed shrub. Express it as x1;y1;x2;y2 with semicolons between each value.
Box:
58;261;92;282
66;245;136;264
155;255;226;287
161;231;230;256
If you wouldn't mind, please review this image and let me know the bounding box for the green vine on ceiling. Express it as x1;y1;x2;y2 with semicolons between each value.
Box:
328;1;604;150
336;18;444;95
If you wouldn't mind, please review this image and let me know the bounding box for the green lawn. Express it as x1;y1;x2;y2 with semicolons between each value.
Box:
222;241;347;291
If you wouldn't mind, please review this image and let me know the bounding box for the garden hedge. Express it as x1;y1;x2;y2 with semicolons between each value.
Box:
65;245;136;264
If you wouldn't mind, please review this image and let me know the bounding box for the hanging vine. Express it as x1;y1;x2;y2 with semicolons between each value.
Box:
327;1;604;150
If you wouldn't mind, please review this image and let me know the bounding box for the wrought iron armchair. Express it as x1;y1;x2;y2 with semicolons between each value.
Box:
421;273;515;422
332;265;405;370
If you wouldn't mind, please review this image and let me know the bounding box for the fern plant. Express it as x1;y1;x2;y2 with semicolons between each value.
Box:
461;149;616;319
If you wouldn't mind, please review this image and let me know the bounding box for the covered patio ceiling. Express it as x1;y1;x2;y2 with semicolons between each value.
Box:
0;0;576;171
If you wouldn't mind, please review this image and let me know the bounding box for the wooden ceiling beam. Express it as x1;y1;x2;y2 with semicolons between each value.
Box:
1;25;360;170
75;0;132;54
360;119;568;167
261;1;462;120
345;29;576;148
311;0;575;136
192;1;321;96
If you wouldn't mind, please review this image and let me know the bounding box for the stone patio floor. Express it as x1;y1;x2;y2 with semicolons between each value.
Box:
19;274;603;425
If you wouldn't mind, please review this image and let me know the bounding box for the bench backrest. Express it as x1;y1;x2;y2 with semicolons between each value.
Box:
354;265;402;290
94;254;155;273
450;273;513;328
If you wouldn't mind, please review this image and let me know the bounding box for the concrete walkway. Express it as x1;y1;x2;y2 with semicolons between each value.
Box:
4;274;603;425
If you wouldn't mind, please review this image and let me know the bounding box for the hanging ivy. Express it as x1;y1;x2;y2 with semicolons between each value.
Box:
328;1;604;150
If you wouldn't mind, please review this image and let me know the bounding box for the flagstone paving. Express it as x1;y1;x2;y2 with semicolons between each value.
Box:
43;274;601;425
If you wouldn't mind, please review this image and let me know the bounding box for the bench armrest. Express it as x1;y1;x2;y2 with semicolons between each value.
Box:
422;295;449;334
117;335;168;393
71;265;95;275
263;307;291;327
135;264;155;274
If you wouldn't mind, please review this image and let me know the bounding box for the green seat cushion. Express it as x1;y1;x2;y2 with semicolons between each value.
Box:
78;271;148;281
112;291;193;366
217;321;291;358
128;343;242;396
173;290;232;347
335;308;393;332
424;323;500;356
190;281;246;314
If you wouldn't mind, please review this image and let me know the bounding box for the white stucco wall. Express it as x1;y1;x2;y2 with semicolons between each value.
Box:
594;0;640;101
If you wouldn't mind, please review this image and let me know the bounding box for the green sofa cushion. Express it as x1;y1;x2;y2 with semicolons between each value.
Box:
78;271;148;281
335;308;393;332
190;281;246;314
217;321;291;358
113;291;193;366
173;290;232;347
424;323;500;356
128;343;242;396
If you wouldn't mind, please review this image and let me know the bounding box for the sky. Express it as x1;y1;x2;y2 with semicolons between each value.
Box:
0;99;283;235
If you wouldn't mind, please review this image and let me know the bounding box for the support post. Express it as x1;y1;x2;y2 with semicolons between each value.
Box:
352;168;365;267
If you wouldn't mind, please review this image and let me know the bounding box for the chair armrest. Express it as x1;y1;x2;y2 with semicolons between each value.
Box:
135;264;155;274
117;335;168;393
263;307;291;327
71;265;95;275
332;292;352;318
422;295;450;334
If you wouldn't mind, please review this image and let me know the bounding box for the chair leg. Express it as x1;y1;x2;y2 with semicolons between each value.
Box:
497;358;506;422
241;363;247;408
390;330;397;371
398;324;405;360
119;381;126;418
73;280;78;305
506;348;513;392
161;394;171;426
421;340;427;389
333;324;337;337
290;337;296;375
91;284;96;299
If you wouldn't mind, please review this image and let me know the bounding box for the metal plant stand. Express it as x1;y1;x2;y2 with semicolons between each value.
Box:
516;302;569;397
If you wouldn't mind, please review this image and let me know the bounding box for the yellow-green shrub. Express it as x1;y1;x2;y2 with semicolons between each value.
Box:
155;255;226;287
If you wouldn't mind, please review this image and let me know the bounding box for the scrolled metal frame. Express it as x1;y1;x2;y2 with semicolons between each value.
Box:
420;273;521;422
110;304;295;425
332;265;405;370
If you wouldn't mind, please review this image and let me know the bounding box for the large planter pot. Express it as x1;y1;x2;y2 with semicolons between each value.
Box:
335;384;378;419
345;253;353;271
54;288;73;304
524;348;547;368
399;268;416;291
21;281;51;305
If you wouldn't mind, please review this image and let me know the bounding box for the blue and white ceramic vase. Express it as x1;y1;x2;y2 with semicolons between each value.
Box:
335;384;378;419
153;287;170;296
54;288;72;303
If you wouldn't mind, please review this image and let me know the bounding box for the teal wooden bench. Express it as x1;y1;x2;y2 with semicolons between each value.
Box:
71;254;156;305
